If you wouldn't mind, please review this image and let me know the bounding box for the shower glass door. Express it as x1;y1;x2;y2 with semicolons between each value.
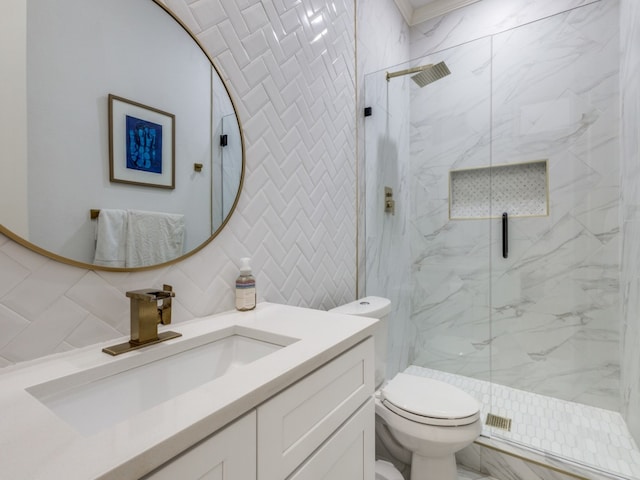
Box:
404;37;495;391
486;1;622;473
363;36;495;398
362;57;415;380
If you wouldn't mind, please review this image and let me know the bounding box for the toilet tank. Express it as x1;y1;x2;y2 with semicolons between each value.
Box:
329;297;391;388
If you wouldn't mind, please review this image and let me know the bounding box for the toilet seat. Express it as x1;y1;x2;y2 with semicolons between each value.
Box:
381;373;480;427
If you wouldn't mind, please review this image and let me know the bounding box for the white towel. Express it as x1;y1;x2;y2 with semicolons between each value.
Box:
93;209;128;267
125;210;185;267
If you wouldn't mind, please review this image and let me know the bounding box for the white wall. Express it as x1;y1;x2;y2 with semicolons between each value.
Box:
0;0;356;366
0;0;28;238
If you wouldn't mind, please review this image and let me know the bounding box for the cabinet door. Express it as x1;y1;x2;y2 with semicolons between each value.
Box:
257;338;374;480
143;411;256;480
289;398;375;480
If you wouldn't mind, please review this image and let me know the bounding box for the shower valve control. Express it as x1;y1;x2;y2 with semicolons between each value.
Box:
384;187;395;215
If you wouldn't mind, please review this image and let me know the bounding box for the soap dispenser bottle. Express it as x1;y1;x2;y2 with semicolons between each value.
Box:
235;257;256;311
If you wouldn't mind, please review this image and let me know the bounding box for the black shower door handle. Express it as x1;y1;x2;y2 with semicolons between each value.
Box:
502;212;508;259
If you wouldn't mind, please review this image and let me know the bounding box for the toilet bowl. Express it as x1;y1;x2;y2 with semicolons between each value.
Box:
330;297;482;480
376;373;481;480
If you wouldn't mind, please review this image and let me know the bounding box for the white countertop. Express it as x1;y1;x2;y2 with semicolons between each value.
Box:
0;302;377;479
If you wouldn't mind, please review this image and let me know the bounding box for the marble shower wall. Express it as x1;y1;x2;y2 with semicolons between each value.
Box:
409;36;493;382
409;0;621;410
410;0;601;58
0;0;357;366
620;0;640;446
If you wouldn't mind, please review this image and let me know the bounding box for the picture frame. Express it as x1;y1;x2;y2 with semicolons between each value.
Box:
108;94;175;189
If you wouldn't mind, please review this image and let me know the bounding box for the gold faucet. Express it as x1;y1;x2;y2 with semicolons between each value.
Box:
102;284;182;356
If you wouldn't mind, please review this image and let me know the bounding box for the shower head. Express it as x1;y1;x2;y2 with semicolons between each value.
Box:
411;61;451;87
386;61;451;88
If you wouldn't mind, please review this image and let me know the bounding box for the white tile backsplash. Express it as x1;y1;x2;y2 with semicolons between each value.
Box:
1;297;89;363
0;305;29;350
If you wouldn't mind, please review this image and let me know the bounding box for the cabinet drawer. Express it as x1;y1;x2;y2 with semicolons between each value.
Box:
257;338;374;480
289;398;375;480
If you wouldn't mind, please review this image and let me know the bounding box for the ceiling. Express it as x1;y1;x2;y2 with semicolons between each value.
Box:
393;0;482;26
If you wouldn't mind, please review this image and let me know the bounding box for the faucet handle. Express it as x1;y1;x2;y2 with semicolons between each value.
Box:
126;287;175;301
159;284;173;325
158;284;175;299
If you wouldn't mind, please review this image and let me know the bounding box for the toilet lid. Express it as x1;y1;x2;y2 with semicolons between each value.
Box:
381;373;479;425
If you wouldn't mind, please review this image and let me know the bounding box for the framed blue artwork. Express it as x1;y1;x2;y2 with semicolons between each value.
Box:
108;94;175;189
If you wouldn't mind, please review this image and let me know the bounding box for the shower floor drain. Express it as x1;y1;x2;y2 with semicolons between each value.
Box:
486;413;512;431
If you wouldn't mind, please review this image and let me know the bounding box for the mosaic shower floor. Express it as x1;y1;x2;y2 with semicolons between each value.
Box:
405;366;640;479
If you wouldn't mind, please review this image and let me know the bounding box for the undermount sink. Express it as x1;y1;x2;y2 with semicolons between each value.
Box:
27;325;298;436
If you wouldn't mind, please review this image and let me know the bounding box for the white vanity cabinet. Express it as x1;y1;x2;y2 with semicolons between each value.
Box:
144;337;374;480
1;303;379;480
144;411;257;480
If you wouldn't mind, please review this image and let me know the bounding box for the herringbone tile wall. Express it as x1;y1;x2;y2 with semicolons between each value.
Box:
0;0;357;367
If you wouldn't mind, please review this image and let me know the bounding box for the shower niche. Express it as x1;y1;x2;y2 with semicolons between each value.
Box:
449;160;548;219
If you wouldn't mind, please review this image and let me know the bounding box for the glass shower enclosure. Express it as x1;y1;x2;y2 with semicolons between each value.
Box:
363;1;636;477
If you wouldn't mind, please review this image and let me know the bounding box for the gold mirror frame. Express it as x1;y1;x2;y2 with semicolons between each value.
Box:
0;0;245;272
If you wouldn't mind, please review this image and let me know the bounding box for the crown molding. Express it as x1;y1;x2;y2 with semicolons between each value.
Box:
393;0;482;26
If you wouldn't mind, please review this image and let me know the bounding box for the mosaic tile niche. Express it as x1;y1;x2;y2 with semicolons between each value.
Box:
449;160;548;219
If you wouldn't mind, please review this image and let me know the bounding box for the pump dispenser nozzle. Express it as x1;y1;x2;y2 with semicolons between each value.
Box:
235;257;256;311
240;257;252;274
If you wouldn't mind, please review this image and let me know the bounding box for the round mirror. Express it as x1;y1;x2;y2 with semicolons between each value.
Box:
0;0;244;270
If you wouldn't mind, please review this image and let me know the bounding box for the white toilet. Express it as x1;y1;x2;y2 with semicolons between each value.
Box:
330;297;482;480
